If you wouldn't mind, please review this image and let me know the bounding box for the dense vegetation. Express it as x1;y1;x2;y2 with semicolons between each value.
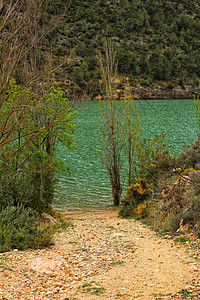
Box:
42;0;200;98
0;205;55;252
0;0;76;251
119;132;200;239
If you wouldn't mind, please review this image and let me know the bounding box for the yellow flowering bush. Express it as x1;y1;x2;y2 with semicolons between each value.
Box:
126;178;152;204
120;179;151;218
177;168;200;183
149;163;157;168
135;203;149;218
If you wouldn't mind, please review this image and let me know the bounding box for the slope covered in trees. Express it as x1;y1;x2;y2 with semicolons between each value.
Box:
42;0;200;99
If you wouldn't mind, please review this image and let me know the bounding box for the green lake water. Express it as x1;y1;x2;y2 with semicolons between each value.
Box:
53;99;198;213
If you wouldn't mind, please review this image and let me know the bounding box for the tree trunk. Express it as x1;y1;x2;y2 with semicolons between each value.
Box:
112;184;120;206
110;173;121;206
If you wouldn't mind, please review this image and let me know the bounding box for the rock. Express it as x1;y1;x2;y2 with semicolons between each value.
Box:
164;235;172;239
41;213;61;225
29;258;70;276
110;233;125;237
46;291;53;296
58;262;69;275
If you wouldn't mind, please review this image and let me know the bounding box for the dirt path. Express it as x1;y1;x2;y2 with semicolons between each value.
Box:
0;209;199;299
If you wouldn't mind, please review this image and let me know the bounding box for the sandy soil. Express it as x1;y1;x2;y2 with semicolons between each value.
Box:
0;208;199;299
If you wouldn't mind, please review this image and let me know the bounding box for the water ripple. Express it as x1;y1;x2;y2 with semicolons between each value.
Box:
54;99;197;212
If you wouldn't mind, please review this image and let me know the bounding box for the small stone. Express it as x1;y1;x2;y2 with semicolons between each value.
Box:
193;268;199;272
46;291;53;296
185;285;194;291
165;235;172;240
134;293;139;297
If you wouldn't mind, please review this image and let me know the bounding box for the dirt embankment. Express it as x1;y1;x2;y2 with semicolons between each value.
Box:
131;84;198;100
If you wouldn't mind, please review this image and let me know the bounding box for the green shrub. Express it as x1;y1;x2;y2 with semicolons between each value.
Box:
120;133;172;218
178;136;200;169
167;82;174;89
140;78;150;86
169;216;180;232
158;178;200;234
131;133;172;184
0;205;55;252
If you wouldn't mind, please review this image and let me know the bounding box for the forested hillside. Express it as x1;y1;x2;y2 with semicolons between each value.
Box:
42;0;200;99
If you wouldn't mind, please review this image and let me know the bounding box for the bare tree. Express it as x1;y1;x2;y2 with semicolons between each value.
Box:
0;0;70;175
98;40;124;205
123;81;140;186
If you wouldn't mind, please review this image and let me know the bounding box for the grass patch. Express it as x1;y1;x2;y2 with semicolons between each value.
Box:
152;293;173;299
68;241;78;244
153;288;200;299
0;262;13;272
116;292;131;298
178;289;194;299
105;226;116;230
78;282;105;295
0;255;13;271
111;260;124;266
174;236;191;243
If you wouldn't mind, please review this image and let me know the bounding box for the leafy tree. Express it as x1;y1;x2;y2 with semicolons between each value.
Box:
171;56;181;76
148;50;163;80
0;0;77;212
161;56;172;81
164;48;173;60
139;52;149;74
71;66;85;87
0;81;77;211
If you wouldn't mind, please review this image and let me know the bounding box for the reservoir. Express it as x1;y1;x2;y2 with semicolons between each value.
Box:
53;99;198;212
